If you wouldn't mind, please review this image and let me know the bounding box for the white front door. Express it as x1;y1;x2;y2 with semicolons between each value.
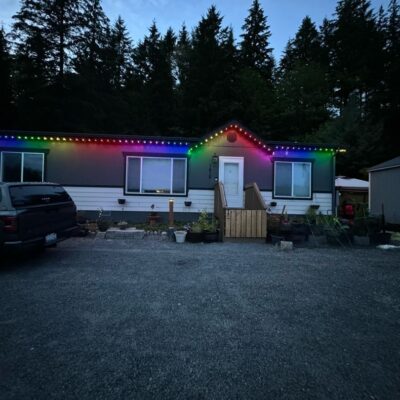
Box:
219;156;244;208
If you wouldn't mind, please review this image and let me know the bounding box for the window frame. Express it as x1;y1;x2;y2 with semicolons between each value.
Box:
124;155;188;196
273;160;313;200
0;151;45;183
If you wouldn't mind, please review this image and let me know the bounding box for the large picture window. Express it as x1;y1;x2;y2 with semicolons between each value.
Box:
274;161;311;198
125;156;187;195
0;152;44;182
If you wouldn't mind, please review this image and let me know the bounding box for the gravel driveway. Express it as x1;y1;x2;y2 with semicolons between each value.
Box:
1;238;400;400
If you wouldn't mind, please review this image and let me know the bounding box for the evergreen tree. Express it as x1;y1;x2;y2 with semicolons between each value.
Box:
107;16;132;89
330;0;384;111
131;22;176;134
175;24;191;86
0;28;14;128
383;0;400;152
179;6;238;134
240;0;274;81
74;0;110;75
276;17;331;139
279;16;323;71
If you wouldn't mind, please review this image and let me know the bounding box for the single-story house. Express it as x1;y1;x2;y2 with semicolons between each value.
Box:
0;121;345;225
335;176;369;215
368;156;400;224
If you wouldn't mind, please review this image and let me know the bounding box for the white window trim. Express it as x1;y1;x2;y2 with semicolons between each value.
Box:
125;156;187;195
274;161;312;199
0;151;45;182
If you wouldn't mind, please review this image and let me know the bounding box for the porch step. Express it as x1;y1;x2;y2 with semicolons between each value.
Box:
105;228;145;240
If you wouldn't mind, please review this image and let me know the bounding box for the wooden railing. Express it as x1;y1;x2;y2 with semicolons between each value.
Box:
214;181;267;241
244;182;267;210
214;181;227;241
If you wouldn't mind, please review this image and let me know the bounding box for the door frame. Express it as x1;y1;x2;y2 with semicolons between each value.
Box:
218;156;244;208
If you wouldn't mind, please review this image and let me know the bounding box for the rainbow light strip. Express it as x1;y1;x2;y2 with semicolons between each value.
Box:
0;134;190;147
188;124;346;155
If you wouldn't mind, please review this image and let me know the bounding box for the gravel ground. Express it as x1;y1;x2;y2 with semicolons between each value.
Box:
1;237;400;400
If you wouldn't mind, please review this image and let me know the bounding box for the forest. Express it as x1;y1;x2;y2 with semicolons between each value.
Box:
0;0;399;177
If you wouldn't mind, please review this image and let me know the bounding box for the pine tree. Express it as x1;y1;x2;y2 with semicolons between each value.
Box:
74;0;110;75
240;0;274;81
279;16;322;71
175;24;191;86
276;17;330;140
0;28;14;128
383;0;400;152
330;0;384;110
107;16;132;89
131;22;176;134
179;6;238;134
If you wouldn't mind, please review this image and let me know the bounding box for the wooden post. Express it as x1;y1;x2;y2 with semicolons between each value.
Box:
169;199;174;227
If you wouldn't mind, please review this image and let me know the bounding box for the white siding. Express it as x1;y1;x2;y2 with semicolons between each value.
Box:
261;192;333;215
65;186;333;216
64;186;214;213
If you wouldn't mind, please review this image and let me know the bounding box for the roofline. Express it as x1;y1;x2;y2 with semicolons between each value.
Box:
0;123;346;150
0;129;199;143
368;164;400;173
197;120;345;149
369;165;400;172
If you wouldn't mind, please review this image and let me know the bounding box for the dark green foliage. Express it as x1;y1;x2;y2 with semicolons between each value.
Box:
240;0;274;81
178;6;239;135
0;0;398;176
0;29;14;128
276;17;331;140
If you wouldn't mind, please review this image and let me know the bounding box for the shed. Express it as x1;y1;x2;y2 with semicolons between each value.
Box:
368;156;400;224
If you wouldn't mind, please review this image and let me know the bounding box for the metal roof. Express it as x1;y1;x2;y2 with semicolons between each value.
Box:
368;156;400;172
335;177;369;190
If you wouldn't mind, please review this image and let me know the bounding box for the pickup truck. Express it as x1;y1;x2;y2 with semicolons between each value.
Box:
0;183;78;252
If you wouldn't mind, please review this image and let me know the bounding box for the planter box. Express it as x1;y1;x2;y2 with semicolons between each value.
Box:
203;231;219;243
186;231;204;243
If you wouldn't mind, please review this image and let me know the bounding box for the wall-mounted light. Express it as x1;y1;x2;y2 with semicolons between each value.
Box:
212;153;218;164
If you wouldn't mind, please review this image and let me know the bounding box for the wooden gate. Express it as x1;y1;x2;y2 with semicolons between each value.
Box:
224;209;267;239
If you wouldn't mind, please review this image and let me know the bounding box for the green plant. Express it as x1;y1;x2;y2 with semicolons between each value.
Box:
192;210;218;232
117;221;129;230
305;206;318;224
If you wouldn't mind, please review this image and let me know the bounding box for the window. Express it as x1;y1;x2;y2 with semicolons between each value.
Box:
274;161;311;198
9;184;71;207
0;152;44;182
125;156;187;195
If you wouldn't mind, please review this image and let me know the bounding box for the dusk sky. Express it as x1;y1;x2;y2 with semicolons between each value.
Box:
0;0;391;59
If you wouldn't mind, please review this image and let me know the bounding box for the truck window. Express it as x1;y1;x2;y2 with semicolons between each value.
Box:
9;185;72;207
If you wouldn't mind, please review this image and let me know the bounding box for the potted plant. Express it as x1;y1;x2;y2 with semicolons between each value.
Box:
97;208;110;232
174;230;187;243
117;221;129;230
198;210;219;243
186;222;204;243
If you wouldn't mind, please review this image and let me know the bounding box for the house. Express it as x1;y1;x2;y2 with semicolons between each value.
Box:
0;122;345;233
335;176;369;215
368;156;400;224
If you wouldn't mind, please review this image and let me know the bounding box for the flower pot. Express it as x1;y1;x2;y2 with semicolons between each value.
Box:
204;231;219;243
174;230;187;243
186;231;204;243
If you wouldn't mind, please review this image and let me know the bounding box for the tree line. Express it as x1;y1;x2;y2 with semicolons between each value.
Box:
0;0;399;176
